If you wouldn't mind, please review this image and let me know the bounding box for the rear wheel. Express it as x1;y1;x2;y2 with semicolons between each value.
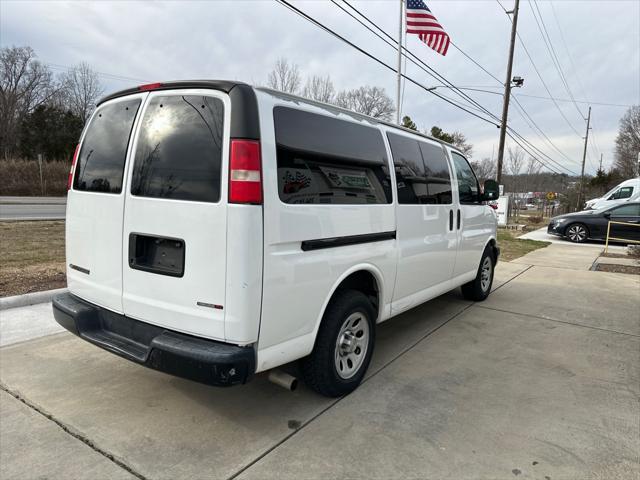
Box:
566;223;589;243
461;246;495;301
302;290;375;397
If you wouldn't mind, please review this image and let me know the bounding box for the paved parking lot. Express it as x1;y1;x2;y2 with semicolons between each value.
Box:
1;245;638;480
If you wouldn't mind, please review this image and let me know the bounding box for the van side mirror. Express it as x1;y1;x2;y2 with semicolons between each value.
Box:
482;179;499;201
603;212;611;218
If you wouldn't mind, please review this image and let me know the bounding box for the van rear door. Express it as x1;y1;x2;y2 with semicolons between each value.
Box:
66;94;145;313
121;89;230;341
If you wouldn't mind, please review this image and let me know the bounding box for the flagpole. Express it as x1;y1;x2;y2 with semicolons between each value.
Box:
396;0;403;125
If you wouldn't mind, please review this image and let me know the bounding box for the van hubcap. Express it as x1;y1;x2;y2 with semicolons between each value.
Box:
480;256;492;292
335;312;369;380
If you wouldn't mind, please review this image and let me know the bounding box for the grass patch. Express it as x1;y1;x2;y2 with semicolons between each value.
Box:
498;229;550;262
0;221;66;296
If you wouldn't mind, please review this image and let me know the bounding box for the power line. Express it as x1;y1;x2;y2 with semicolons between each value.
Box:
334;0;575;174
276;0;500;126
529;0;584;119
454;87;632;108
430;84;581;169
336;0;504;123
279;0;573;175
549;1;591;107
497;0;585;138
45;62;148;84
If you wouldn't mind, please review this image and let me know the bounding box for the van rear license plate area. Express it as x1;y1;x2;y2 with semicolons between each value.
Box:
129;233;185;277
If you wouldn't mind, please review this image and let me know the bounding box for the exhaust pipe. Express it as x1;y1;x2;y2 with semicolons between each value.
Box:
268;370;298;391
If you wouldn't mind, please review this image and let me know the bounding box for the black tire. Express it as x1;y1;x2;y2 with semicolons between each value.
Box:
461;246;495;302
565;222;589;243
302;290;376;397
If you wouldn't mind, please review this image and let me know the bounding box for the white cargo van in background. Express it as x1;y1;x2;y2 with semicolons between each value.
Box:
585;178;640;210
53;81;499;397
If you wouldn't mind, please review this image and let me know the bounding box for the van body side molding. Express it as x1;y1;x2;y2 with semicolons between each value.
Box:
301;231;396;252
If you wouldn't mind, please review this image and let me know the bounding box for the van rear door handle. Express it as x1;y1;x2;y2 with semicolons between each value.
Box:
449;210;454;231
457;209;461;229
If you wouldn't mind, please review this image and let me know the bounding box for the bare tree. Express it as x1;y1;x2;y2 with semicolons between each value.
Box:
266;58;301;94
470;157;496;183
61;62;104;123
302;75;335;103
522;156;542;194
0;46;55;159
507;146;525;181
334;85;395;121
507;146;526;216
613;105;640;177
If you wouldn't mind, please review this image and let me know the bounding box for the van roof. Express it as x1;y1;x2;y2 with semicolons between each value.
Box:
97;80;464;155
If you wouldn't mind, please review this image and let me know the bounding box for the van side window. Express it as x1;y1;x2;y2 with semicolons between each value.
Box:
74;99;141;193
274;107;391;205
387;133;452;205
610;186;633;200
131;95;224;203
451;152;480;204
418;141;453;204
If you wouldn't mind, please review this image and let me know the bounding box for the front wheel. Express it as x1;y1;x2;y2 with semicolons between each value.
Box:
461;247;495;301
566;223;589;243
302;290;375;397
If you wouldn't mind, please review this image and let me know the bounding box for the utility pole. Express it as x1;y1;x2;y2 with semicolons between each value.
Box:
599;153;603;172
576;106;591;210
396;0;403;125
496;0;520;185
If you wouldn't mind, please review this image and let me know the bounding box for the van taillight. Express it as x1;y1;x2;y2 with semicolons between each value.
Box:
67;144;79;191
229;139;262;204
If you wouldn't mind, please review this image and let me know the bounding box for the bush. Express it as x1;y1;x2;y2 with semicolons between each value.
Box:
0;159;69;196
528;215;544;224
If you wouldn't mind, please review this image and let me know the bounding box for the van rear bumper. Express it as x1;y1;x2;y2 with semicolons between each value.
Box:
52;293;255;387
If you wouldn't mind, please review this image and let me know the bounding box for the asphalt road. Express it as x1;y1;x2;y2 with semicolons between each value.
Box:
1;244;638;480
0;196;66;221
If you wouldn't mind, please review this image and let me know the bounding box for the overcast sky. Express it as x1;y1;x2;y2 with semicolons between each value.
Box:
2;0;639;175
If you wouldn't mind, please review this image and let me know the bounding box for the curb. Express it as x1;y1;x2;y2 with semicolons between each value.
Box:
0;288;67;311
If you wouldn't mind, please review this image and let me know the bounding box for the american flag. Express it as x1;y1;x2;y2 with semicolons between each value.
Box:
406;0;451;56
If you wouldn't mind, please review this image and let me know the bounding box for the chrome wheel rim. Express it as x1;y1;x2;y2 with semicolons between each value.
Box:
334;312;369;380
480;256;493;292
567;225;586;242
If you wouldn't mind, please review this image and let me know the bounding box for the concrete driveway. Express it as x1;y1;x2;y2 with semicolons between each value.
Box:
1;245;638;480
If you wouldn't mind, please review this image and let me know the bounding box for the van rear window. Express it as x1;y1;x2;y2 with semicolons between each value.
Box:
131;95;224;203
74;99;141;193
274;107;391;205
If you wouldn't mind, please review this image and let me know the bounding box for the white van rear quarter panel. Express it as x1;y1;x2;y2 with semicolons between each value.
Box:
256;92;397;365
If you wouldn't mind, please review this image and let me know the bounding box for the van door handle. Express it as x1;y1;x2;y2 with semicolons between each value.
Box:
449;210;454;231
457;209;461;230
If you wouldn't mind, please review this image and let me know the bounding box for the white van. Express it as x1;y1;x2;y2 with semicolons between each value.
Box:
53;81;499;397
585;178;640;210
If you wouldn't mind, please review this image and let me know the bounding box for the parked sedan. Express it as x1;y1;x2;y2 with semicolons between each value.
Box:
547;203;640;243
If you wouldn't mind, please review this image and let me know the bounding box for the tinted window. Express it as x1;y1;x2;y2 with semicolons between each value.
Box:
387;133;452;205
274;107;391;204
610;204;640;216
74;99;141;193
131;95;224;203
418;141;452;204
610;186;634;200
451;152;479;204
